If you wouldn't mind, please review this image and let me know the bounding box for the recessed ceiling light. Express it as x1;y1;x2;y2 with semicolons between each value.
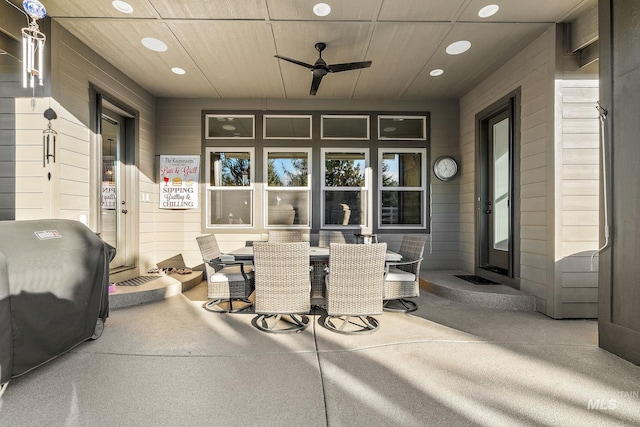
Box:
446;40;471;55
222;124;237;131
171;67;186;75
112;0;133;14
313;3;331;17
383;127;396;132
430;69;444;77
141;37;168;52
478;4;499;18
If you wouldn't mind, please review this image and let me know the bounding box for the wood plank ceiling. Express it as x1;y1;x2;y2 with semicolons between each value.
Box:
8;0;597;99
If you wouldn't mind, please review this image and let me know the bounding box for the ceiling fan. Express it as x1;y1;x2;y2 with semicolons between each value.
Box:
274;42;372;96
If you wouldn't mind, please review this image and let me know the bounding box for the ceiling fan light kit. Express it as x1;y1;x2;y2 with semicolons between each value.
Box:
274;42;372;95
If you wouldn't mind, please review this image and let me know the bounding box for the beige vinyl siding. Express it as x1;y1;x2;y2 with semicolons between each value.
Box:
12;22;157;272
0;93;16;221
460;26;556;315
460;24;599;318
554;80;599;318
14;100;52;219
156;98;460;269
52;20;157;272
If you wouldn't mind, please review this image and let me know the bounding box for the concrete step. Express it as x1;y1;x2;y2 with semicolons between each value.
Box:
109;269;535;312
420;270;536;311
109;271;203;309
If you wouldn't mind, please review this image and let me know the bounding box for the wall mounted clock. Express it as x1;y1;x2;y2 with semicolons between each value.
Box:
433;156;458;181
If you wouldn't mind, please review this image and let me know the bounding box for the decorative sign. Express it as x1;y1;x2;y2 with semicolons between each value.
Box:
101;158;116;209
102;182;116;209
159;155;200;209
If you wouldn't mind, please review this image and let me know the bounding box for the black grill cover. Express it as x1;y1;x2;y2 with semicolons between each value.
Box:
0;219;115;383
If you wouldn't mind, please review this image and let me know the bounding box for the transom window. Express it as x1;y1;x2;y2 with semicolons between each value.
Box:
379;148;427;229
205;147;254;228
205;115;255;139
264;149;311;227
322;148;369;228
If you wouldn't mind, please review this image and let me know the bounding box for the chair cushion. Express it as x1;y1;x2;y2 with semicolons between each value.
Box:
211;265;253;283
385;267;415;282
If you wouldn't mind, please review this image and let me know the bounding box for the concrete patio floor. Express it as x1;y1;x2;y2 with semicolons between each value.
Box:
1;280;639;427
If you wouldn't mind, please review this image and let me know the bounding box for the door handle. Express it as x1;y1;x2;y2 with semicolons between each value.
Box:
485;209;492;214
121;200;127;214
122;209;128;214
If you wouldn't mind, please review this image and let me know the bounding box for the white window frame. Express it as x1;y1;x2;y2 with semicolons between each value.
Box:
321;147;371;230
205;147;255;229
205;114;255;139
378;115;427;140
378;147;427;230
263;147;312;229
321;115;370;140
263;114;313;140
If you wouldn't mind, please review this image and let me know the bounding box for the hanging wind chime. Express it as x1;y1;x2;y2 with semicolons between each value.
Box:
43;107;56;180
20;0;47;89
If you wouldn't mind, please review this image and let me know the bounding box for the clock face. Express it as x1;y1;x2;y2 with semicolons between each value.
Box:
434;157;458;181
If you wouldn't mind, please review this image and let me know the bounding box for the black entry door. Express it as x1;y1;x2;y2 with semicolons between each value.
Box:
478;99;515;278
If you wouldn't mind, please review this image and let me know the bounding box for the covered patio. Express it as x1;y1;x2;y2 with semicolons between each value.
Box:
1;280;639;426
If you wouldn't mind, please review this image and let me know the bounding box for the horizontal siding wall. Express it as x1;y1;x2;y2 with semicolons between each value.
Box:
8;22;157;273
155;98;460;270
14;98;53;219
460;27;557;315
0;56;19;221
51;21;157;273
555;80;599;318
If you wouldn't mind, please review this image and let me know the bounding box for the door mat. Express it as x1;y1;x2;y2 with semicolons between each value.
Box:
115;276;159;286
454;275;501;285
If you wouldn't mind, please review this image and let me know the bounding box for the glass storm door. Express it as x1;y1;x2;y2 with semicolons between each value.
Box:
486;110;510;272
101;111;132;270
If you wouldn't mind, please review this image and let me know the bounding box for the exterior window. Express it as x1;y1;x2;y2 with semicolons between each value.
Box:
264;149;311;227
205;115;255;139
205;148;254;228
378;115;426;140
379;148;427;228
263;115;312;139
322;149;369;228
321;115;369;140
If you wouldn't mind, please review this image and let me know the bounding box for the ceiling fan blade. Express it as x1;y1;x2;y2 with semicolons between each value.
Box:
328;61;372;73
310;75;323;96
274;55;314;70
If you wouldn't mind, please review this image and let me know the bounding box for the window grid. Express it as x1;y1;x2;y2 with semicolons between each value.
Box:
321;148;370;229
378;148;427;229
205;147;255;228
264;148;312;228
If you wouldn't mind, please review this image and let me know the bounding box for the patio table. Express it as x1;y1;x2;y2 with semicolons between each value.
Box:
224;245;401;304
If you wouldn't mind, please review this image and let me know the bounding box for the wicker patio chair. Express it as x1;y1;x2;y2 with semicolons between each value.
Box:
383;234;427;313
315;230;356;298
253;242;311;333
324;243;387;334
267;230;304;243
196;234;255;313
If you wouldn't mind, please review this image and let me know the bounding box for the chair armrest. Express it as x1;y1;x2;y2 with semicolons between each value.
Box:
205;258;253;282
385;257;423;268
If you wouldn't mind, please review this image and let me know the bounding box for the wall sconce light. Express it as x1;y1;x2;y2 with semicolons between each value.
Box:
21;0;47;89
43;107;56;178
